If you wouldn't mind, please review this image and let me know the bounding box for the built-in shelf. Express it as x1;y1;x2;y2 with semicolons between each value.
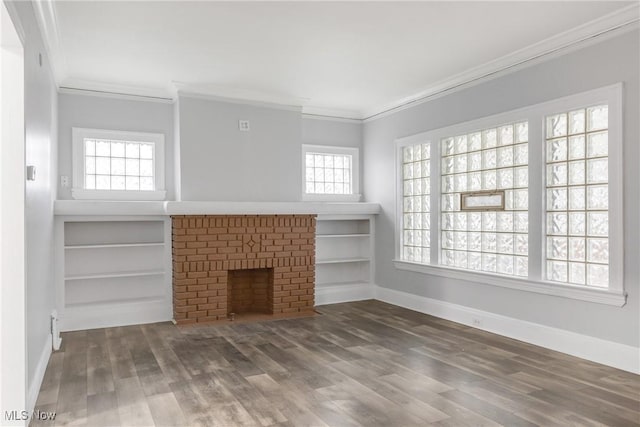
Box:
65;242;164;250
316;234;370;238
66;295;165;309
316;257;370;265
65;269;165;281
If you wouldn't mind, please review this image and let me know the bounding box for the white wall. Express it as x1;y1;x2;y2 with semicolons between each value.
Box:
177;95;302;201
10;0;58;412
363;30;639;348
57;93;175;199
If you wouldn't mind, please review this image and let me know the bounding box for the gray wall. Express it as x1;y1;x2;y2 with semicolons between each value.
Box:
302;116;363;194
12;0;58;393
57;93;175;199
177;96;303;201
363;30;639;347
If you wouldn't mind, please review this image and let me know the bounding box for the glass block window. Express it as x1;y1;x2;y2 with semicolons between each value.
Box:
304;152;352;195
545;105;609;287
440;123;529;276
83;139;156;191
401;143;431;263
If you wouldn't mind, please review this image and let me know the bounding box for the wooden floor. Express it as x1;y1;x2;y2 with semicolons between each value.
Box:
33;301;640;427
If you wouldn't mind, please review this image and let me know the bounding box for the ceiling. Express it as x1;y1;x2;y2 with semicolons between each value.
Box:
43;1;637;119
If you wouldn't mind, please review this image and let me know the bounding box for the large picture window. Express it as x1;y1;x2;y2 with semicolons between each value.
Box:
440;123;529;277
545;106;610;287
394;85;624;306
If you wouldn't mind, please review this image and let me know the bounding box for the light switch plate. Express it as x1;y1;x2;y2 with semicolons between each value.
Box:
26;165;36;181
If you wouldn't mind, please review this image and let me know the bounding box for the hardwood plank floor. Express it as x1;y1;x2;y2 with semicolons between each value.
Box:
32;301;640;426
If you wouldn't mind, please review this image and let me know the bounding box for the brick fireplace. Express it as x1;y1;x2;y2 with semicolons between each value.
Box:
171;215;316;325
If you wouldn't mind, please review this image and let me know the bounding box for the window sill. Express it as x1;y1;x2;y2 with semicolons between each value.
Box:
71;188;166;201
393;260;627;307
302;193;362;202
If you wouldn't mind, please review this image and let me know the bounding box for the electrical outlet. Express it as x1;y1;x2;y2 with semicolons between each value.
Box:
238;120;250;131
60;175;70;188
472;318;482;327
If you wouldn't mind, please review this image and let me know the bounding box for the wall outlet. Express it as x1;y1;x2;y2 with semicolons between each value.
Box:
472;317;482;327
60;175;70;188
238;120;250;131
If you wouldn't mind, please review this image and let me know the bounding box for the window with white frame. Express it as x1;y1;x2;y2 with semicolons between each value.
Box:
394;85;624;305
440;123;529;276
72;128;166;200
302;145;360;201
401;143;431;263
545;105;610;287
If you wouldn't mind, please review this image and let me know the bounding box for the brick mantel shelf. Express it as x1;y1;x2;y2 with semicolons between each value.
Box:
172;215;316;325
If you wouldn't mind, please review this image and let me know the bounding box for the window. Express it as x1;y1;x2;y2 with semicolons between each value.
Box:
545;106;610;287
394;84;624;306
401;143;431;263
440;123;529;277
302;145;360;201
72;128;166;200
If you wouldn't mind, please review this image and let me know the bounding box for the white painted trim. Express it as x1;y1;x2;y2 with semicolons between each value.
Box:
394;260;626;307
54;200;381;216
60;78;172;101
302;144;361;201
164;201;380;216
176;87;303;113
32;0;66;86
301;107;362;122
71;127;166;200
60;300;171;332
26;334;52;417
374;285;640;374
71;189;166;201
55;201;166;216
315;283;374;306
363;5;639;121
58;86;173;104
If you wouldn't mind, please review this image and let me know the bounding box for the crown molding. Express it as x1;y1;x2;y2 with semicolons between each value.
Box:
173;82;308;112
58;86;174;104
301;106;362;122
32;0;66;86
47;3;638;121
362;3;640;122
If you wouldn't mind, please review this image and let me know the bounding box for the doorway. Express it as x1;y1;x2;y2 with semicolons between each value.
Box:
0;1;26;424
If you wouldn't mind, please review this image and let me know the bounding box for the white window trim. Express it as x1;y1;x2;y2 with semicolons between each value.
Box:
301;144;361;202
394;84;625;306
71;128;166;201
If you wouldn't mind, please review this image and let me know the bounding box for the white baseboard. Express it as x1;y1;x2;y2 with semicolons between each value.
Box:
61;300;172;332
374;285;640;374
316;282;374;306
27;334;52;416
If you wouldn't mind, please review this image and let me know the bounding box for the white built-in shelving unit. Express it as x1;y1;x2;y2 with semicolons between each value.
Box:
314;215;375;305
57;217;172;331
54;201;380;331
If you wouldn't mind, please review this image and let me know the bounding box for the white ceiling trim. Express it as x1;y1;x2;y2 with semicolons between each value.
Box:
43;3;638;121
362;3;640;121
58;86;174;104
33;0;66;86
173;82;305;113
